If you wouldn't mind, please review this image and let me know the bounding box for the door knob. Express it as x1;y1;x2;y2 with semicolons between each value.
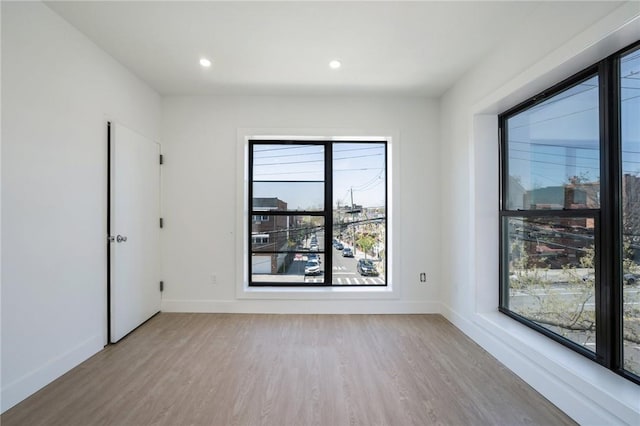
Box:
116;235;128;243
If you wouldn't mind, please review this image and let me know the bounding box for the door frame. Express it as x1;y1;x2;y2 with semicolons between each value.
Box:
106;121;112;344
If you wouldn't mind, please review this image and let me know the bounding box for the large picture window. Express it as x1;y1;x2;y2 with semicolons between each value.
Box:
249;140;387;287
499;41;640;384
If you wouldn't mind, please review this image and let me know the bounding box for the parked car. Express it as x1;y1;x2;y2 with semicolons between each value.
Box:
335;242;344;250
304;259;321;276
342;247;353;257
357;259;378;276
624;273;639;285
583;272;639;285
581;273;595;282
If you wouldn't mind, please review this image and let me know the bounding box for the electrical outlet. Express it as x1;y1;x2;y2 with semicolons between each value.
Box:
211;274;217;285
419;272;427;283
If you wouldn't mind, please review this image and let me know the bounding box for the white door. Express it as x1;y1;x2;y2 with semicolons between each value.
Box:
109;122;161;343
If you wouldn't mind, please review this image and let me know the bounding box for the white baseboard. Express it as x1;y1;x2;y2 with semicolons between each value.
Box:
440;305;640;426
1;335;103;413
161;298;443;314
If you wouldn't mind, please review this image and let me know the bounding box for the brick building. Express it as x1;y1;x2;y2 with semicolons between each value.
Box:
251;197;290;274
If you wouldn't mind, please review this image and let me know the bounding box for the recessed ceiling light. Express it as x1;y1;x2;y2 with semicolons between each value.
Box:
200;58;212;68
329;60;341;69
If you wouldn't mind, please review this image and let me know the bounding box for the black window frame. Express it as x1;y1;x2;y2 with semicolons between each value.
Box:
248;139;388;287
499;40;640;385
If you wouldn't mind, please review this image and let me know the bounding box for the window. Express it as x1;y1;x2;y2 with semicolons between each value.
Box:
248;140;387;286
621;46;640;376
499;41;640;384
251;235;269;244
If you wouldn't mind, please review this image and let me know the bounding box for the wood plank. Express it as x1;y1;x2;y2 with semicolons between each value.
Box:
1;313;575;426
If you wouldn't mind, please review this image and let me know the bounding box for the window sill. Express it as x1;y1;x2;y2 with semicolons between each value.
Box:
474;311;640;422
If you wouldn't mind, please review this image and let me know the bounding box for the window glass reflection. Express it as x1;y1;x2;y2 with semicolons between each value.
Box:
507;76;600;210
504;216;596;352
620;49;640;375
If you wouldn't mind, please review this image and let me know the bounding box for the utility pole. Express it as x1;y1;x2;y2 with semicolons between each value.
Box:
336;200;341;239
351;187;356;254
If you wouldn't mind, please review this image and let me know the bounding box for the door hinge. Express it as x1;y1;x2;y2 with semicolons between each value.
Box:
160;217;164;228
159;154;164;165
160;281;164;292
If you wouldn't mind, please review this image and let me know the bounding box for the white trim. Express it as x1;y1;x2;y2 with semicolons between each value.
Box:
236;128;399;300
441;306;640;425
162;299;441;314
0;335;102;412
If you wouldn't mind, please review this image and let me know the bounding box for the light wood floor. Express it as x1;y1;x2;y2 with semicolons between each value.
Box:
2;313;575;426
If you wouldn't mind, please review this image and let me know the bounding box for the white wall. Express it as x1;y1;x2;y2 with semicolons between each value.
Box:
1;2;161;412
160;95;441;313
439;2;640;425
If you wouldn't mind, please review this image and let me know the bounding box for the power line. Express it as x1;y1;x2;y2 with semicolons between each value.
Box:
335;167;384;172
621;52;640;63
509;92;640;131
253;167;385;178
254;150;324;160
351;170;384;191
253;145;317;153
525;83;597;113
509;147;599;162
333;146;383;153
254;153;383;167
335;153;383;161
511;149;640;166
509;155;600;171
509;139;640;155
254;144;386;154
254;145;384;160
355;179;384;193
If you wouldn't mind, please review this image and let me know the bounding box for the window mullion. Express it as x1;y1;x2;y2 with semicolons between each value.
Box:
597;56;624;370
325;142;333;285
605;54;623;371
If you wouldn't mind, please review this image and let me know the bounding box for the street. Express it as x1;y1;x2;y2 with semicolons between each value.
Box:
301;234;385;284
252;232;385;285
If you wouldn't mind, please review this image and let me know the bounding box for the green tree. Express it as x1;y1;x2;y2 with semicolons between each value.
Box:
509;237;640;374
356;235;375;259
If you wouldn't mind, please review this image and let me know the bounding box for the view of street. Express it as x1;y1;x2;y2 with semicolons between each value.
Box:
251;230;385;285
508;271;640;371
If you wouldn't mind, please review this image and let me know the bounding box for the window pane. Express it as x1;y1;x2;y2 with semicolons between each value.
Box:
251;251;326;284
253;183;323;211
506;76;600;210
251;220;326;284
251;215;324;253
504;216;596;352
332;143;386;285
253;144;324;181
621;48;640;376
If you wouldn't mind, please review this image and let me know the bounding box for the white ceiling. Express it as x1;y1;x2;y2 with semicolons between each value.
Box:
45;1;624;97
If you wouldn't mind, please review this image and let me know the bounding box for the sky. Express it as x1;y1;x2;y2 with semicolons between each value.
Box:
252;142;386;211
507;49;640;200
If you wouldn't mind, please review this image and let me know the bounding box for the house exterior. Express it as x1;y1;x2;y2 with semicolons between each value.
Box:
251;197;290;274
